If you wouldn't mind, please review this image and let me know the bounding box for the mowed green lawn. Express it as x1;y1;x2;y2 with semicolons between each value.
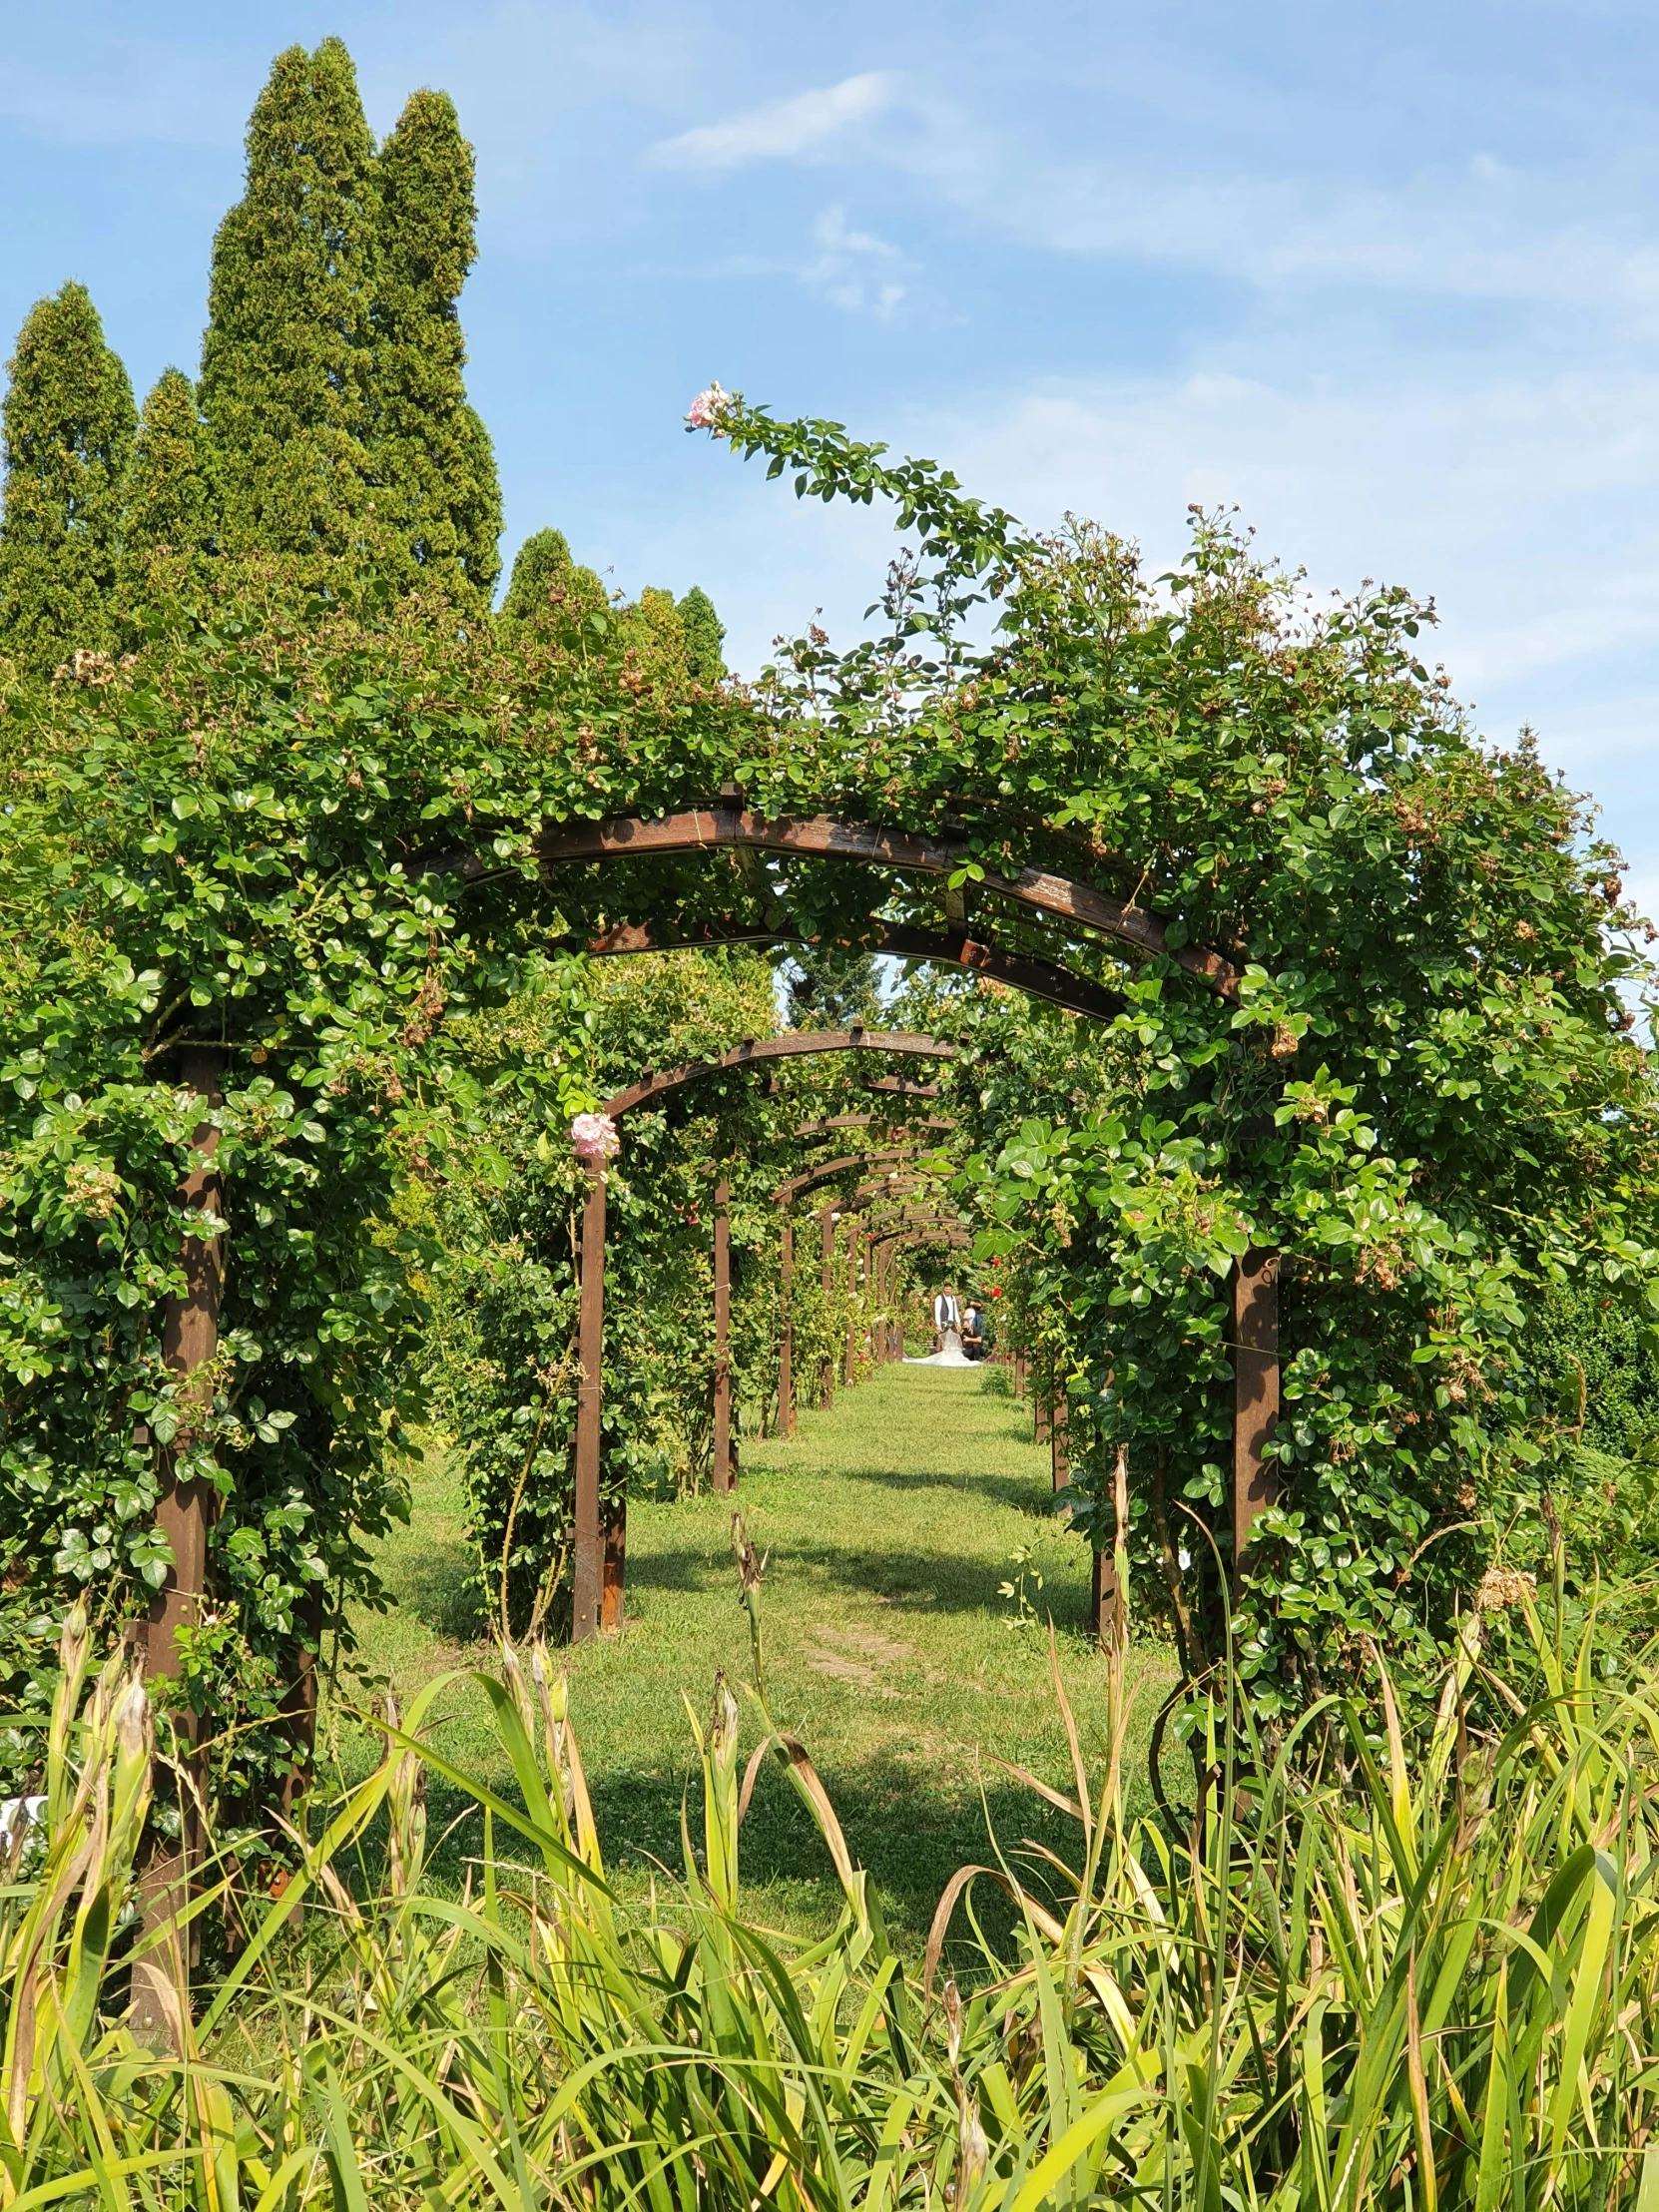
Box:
341;1363;1177;1957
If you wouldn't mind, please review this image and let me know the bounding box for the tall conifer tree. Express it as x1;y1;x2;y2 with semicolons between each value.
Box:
677;585;727;682
373;90;500;607
501;527;573;621
199;39;379;591
117;367;219;614
0;281;135;674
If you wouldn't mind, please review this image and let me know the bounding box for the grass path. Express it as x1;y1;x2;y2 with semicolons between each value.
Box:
348;1363;1175;1952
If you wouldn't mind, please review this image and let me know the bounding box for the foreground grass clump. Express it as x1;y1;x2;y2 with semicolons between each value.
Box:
7;1571;1659;2209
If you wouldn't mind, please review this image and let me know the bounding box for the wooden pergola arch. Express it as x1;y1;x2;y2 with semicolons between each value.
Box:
535;810;1280;1640
574;1026;954;1640
794;1113;955;1143
861;1216;974;1363
516;807;1242;1001
589;915;1127;1023
771;1143;957;1432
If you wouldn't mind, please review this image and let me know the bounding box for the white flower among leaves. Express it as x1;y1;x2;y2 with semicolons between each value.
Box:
570;1111;621;1166
685;382;730;432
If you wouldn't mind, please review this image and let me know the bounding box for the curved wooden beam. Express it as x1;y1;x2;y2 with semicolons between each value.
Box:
861;1075;942;1099
606;1026;952;1118
538;809;1238;998
794;1113;955;1141
587;914;1126;1022
773;1148;920;1205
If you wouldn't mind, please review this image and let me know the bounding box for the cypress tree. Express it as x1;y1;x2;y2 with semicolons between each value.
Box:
117;367;218;614
500;528;607;635
0;281;135;675
199;39;380;591
501;528;573;621
372;89;500;607
677;585;727;682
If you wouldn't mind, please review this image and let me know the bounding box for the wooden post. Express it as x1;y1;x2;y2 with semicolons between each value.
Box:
779;1212;795;1436
712;1178;733;1493
572;1166;607;1642
1089;1446;1130;1652
843;1225;858;1385
1034;1369;1050;1446
133;1045;227;2050
1051;1380;1070;1491
1232;1249;1280;1574
820;1204;835;1408
601;1495;626;1632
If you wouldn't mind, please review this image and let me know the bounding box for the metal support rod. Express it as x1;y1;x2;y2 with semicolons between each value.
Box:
779;1212;795;1436
712;1178;733;1493
572;1165;608;1642
1232;1249;1280;1574
134;1044;227;2051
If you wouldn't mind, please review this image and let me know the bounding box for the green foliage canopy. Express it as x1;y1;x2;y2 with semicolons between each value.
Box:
696;392;1659;1712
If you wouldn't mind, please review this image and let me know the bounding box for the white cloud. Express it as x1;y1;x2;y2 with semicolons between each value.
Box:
645;71;896;173
801;205;905;316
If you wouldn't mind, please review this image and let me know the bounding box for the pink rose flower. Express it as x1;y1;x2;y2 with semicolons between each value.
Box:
570;1111;621;1166
685;382;730;433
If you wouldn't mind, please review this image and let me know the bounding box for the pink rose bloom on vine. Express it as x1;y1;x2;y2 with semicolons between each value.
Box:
685;381;730;433
570;1111;621;1166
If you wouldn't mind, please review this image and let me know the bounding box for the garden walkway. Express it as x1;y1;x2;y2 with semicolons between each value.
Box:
355;1364;1172;1950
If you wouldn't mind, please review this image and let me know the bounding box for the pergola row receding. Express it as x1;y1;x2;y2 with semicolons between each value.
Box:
573;1027;958;1639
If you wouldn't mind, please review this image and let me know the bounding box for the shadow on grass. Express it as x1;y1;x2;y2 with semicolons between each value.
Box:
624;1539;1096;1625
379;1540;488;1644
821;1463;1056;1515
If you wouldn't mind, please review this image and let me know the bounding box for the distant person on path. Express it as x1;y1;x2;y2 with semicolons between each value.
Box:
932;1285;961;1355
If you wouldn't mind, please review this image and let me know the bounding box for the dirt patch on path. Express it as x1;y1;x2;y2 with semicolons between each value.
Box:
803;1623;917;1698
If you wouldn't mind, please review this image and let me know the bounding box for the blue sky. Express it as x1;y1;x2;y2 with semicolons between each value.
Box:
3;2;1657;902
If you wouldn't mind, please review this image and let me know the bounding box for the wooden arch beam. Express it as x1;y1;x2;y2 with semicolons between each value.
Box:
606;1026;951;1119
773;1147;934;1205
535;809;1239;998
588;915;1127;1023
794;1113;955;1141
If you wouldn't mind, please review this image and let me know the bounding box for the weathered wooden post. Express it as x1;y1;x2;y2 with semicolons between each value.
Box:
1232;1250;1280;1576
1088;1444;1131;1652
820;1204;835;1408
572;1163;607;1643
1034;1368;1051;1446
1051;1376;1070;1491
601;1497;626;1632
134;1045;227;2049
843;1226;859;1384
779;1210;795;1436
712;1177;734;1492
